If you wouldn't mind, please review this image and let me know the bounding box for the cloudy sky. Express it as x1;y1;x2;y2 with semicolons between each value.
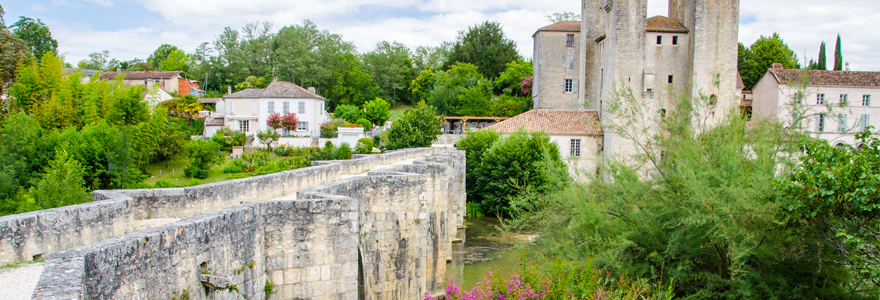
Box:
3;0;879;71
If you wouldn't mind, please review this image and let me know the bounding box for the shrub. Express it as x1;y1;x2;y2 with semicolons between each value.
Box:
355;118;371;131
183;140;223;179
355;138;373;154
386;101;443;150
334;104;361;123
456;129;500;204
222;166;243;174
336;143;352;160
256;130;280;150
153;180;177;188
240;151;271;172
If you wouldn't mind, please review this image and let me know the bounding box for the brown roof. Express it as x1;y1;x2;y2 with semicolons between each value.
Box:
205;118;225;126
486;110;602;136
224;81;326;100
533;21;580;37
646;16;689;33
99;71;182;80
769;68;880;87
736;71;745;90
198;98;223;104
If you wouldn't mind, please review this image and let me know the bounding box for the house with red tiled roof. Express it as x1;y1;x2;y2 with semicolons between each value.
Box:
753;63;880;147
486;110;603;180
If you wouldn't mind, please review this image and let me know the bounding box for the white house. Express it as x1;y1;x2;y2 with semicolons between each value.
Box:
485;110;603;181
752;63;880;147
220;80;331;139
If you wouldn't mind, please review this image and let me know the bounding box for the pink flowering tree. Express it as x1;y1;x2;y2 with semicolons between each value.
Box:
281;112;298;132
521;76;533;95
267;113;282;131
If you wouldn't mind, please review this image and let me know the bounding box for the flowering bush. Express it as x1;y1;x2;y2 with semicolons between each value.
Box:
267;112;282;130
521;76;533;95
280;112;298;131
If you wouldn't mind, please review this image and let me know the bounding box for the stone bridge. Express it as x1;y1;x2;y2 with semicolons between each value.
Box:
0;148;465;299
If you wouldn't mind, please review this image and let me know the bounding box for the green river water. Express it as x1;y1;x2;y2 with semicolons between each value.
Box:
445;217;523;291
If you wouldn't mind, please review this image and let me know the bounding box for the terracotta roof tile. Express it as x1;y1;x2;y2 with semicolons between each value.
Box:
224;81;326;100
486;110;602;136
205;118;225;126
99;71;182;80
769;68;880;87
198;98;223;104
646;16;689;33
736;71;745;90
533;21;580;37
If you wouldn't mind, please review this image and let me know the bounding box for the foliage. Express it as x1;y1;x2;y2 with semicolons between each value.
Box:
355;138;373;154
410;69;435;104
456;129;500;204
329;53;377;108
158;49;193;73
183;140;223;179
473;130;568;218
817;41;827;70
21;149;91;212
334;104;361;123
738;33;799;90
9;17;57;61
363;97;391;127
489;95;530;117
320;118;346;138
833;34;843;71
362;41;416;106
466;202;484;218
521;76;533;95
147;44;182;69
443;21;520;80
256;130;281;150
234;75;268;91
272;20;356;103
428;62;494;116
546;12;581;23
0;113;51;214
529;87;869;298
0;28;31;97
212;127;247;151
777;129;880;286
78;50;112;71
355;118;371;131
412;44;449;72
494;60;532;97
238;151;271;172
336;143;352;160
385;101;443;150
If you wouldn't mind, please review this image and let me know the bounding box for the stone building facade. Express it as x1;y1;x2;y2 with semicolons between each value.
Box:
532;21;583;110
752;64;880;147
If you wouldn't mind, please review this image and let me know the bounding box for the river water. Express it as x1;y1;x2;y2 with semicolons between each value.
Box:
445;217;524;291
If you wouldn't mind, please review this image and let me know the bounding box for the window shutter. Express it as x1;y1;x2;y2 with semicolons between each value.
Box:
572;79;578;91
815;115;821;132
268;101;274;113
839;114;847;133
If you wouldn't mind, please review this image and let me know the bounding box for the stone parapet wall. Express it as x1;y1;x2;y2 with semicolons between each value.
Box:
0;148;436;267
28;149;464;300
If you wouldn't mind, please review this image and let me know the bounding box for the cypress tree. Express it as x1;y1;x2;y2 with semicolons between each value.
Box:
833;34;843;71
817;41;826;70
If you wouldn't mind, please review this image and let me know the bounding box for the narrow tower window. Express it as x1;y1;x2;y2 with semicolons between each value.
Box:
656;35;662;45
672;36;678;45
565;55;574;70
668;75;673;84
566;34;575;48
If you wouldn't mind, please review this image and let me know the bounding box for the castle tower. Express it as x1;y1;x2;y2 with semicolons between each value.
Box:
671;0;741;124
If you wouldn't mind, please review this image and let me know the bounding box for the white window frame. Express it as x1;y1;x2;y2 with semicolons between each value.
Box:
565;34;575;48
563;79;575;93
840;94;848;105
817;93;825;105
863;95;872;107
816;114;825;132
239;120;249;133
860;114;870;132
297;121;308;131
838;114;847;133
570;139;581;157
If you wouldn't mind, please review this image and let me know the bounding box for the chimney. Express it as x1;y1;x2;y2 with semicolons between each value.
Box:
771;63;784;70
227;86;232;95
308;87;316;93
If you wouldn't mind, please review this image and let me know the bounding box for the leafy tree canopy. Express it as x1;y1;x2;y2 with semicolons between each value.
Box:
10;17;58;61
329;53;377;108
363;97;391;127
362;41;416;106
147;44;181;69
494;60;532;96
333;104;361;123
546;12;580;22
0;27;31;96
385;101;442;150
738;33;799;90
443;21;520;80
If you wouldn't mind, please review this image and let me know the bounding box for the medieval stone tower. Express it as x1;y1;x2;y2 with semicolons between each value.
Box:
575;0;740;162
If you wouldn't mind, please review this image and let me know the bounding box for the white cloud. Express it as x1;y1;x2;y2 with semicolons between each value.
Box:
83;0;113;7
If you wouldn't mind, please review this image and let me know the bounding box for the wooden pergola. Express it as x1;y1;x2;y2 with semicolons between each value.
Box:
442;116;510;134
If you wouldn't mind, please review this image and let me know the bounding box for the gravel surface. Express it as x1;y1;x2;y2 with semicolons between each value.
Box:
0;262;45;300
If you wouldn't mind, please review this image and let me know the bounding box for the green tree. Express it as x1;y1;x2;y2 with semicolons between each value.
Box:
833;34;843;71
493;60;532;96
412;44;449;72
362;41;416;106
474;130;567;217
183;139;223;179
443;21;520;80
410;69;435;104
385;101;443;150
78;50;111;71
0;113;51;211
738;33;800;90
0;27;31;98
147;44;181;69
817;41;827;70
329;53;377;108
23;149;90;212
106;85;149;126
9;17;57;61
363;97;391;127
333;104;361;123
455;85;492;116
777;130;880;286
234;75;268;91
257;130;281;150
272;20;355;92
455;128;500;204
428;62;493;116
158;49;192;72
